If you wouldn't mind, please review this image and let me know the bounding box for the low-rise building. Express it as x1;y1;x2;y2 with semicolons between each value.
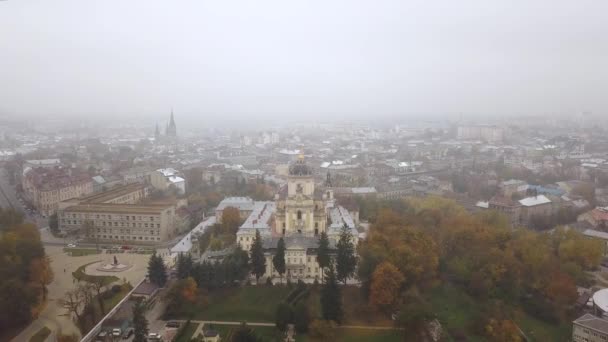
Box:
22;166;93;217
216;197;255;223
572;313;608;342
150;168;185;194
58;184;181;244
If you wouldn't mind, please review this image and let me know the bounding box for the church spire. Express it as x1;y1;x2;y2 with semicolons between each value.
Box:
167;108;177;137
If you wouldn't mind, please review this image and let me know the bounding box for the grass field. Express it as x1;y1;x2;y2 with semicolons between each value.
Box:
180;286;292;322
174;321;200;342
72;261;118;286
209;324;281;341
294;328;400;342
63;248;100;256
428;283;570;342
29;326;51;342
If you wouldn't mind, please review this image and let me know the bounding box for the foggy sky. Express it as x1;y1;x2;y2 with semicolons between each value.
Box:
1;0;607;124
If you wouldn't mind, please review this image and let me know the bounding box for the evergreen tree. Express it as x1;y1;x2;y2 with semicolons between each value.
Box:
132;299;148;342
176;253;193;279
273;237;286;284
147;252;167;287
294;301;311;333
336;226;357;284
316;232;331;283
232;322;263;342
250;229;266;283
275;301;293;331
321;264;343;323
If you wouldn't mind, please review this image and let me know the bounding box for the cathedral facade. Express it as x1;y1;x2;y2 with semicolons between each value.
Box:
235;155;359;282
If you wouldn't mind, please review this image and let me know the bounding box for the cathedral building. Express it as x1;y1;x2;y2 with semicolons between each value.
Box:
235;155;359;282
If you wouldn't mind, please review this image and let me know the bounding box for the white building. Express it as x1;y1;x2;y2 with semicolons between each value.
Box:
150;168;185;194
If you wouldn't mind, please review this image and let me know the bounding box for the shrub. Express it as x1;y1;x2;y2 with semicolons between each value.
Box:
308;320;336;340
294;301;310;333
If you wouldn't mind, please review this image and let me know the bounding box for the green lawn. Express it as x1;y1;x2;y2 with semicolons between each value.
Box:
209;324;281;341
179;286;292;322
427;283;570;342
63;248;101;256
295;328;401;342
29;326;51;342
72;261;118;286
174;321;200;342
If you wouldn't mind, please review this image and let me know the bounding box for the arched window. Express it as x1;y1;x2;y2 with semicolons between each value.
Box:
297;210;302;220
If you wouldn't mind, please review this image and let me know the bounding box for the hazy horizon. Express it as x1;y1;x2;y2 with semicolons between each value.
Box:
1;0;607;123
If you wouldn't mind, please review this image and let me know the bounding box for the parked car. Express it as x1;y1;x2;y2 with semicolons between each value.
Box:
122;328;134;339
148;332;163;341
166;321;180;328
96;330;108;341
67;243;76;248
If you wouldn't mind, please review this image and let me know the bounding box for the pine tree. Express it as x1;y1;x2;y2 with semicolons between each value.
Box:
147;252;167;287
321;264;343;324
250;229;266;283
273;237;286;284
176;253;186;279
275;301;293;331
132;299;148;342
294;301;310;333
336;226;357;284
316;232;330;284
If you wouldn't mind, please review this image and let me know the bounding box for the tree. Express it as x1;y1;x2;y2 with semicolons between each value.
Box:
147;252;167;287
336;226;357;284
48;213;59;234
28;256;54;300
89;276;106;315
249;229;266;283
60;288;84;323
308;320;337;341
231;322;263;342
369;261;405;313
222;206;242;235
165;277;199;317
132;299;149;342
484;319;522;342
275;302;293;331
273;237;286;284
393;292;434;341
316;232;331;284
294;301;311;333
320;264;343;323
176;253;194;279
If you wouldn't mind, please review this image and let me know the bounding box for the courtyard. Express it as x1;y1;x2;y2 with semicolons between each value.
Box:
11;245;152;342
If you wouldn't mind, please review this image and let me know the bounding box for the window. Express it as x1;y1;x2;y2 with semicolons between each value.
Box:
297;210;302;220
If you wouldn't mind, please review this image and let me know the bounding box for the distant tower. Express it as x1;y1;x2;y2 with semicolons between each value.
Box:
166;109;177;137
325;171;333;187
154;123;160;139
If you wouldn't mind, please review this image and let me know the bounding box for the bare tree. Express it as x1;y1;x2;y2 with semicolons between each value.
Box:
59;289;84;323
89;277;106;315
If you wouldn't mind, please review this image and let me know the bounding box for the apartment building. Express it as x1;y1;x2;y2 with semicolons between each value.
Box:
58;183;180;244
60;203;176;243
22;166;93;217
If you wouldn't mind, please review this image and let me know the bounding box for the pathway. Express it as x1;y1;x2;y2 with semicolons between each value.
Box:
11;246;150;342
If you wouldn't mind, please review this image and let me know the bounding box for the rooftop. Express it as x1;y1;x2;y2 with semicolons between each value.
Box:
518;195;551;207
76;183;145;204
574;313;608;333
64;203;173;215
217;197;255;212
